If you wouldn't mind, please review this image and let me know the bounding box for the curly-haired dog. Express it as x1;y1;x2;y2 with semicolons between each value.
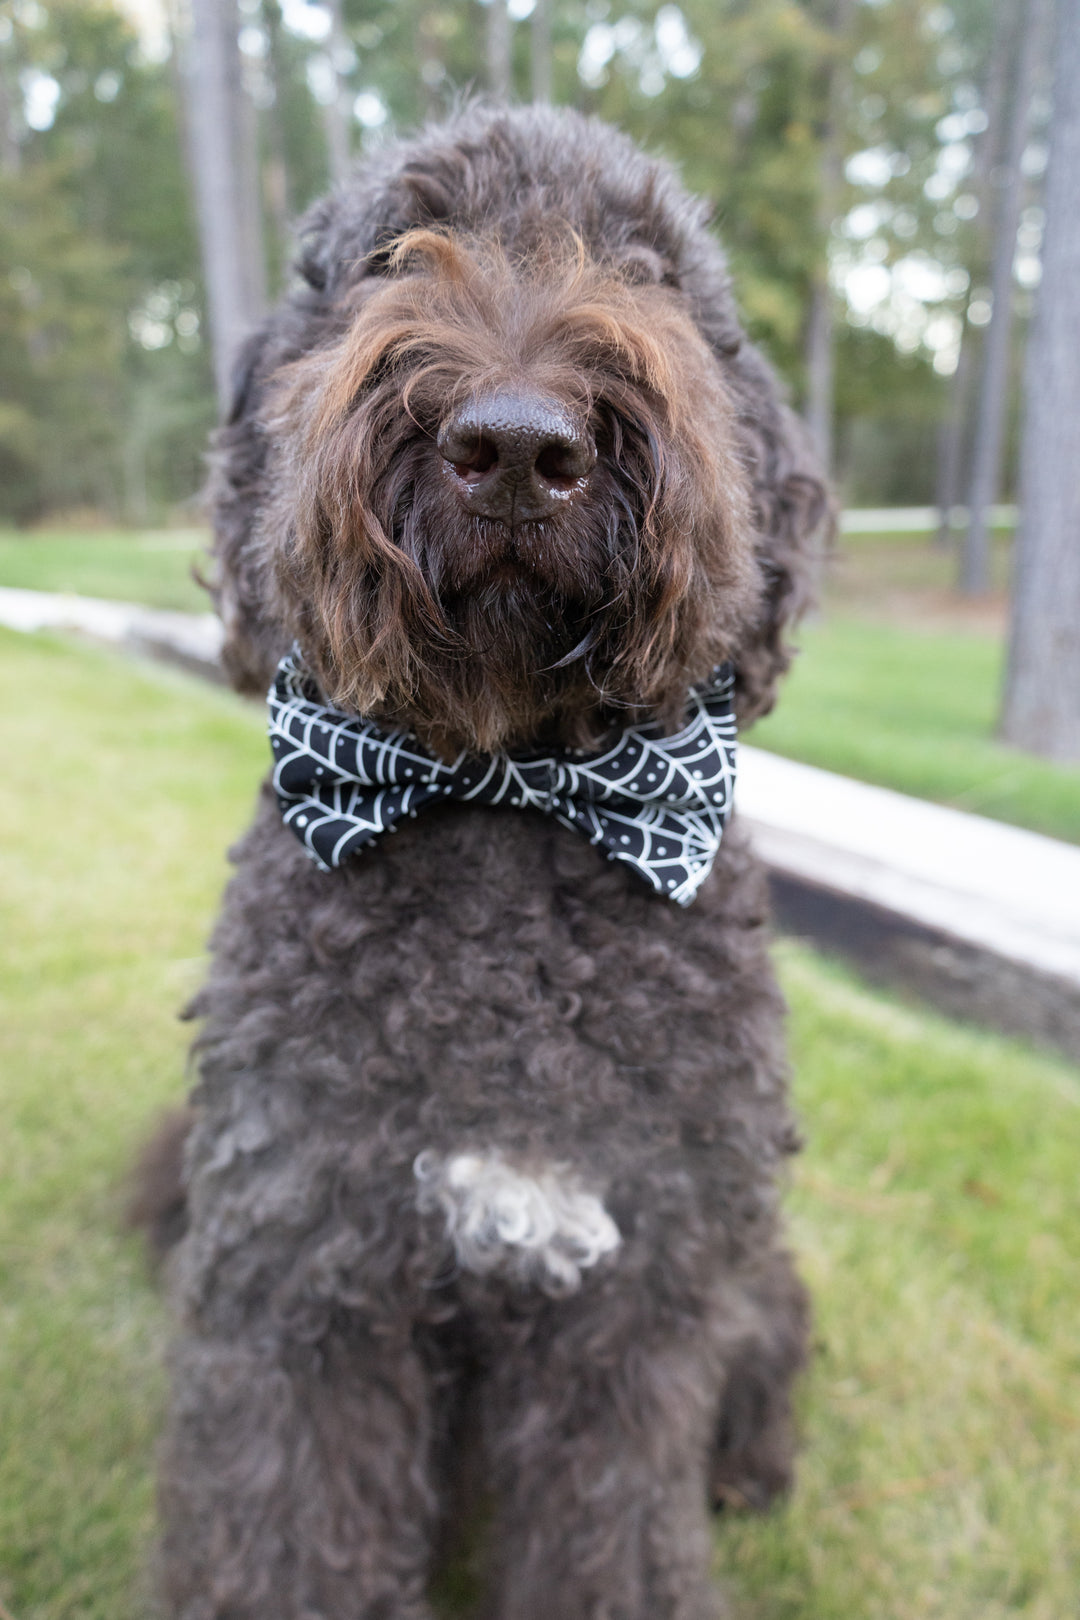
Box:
155;103;828;1620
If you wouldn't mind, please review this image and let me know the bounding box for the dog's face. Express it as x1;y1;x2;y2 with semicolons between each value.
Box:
263;230;762;757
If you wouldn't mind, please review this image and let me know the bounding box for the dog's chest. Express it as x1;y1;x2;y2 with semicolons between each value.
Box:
186;797;786;1310
214;793;773;1134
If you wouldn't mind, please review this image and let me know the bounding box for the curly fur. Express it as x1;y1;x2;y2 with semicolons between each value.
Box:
155;102;828;1620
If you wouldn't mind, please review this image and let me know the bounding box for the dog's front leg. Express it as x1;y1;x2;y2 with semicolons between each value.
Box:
158;1324;441;1620
479;1303;728;1620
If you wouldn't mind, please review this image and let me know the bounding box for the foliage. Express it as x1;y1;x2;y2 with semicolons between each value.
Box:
2;629;1078;1618
0;147;124;520
0;0;213;523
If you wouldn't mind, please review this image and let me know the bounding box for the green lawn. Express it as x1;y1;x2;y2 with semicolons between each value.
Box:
827;522;1015;607
0;528;210;613
751;617;1080;846
2;630;1078;1620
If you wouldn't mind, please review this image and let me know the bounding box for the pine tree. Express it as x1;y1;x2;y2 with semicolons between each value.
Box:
1000;0;1080;760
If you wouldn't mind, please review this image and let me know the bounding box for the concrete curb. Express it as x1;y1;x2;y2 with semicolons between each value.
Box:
739;747;1080;1061
0;586;225;680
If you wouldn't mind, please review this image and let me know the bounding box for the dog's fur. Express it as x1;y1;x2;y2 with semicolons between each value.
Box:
154;103;828;1619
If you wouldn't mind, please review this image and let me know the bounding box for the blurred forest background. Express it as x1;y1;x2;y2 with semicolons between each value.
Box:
0;0;1048;522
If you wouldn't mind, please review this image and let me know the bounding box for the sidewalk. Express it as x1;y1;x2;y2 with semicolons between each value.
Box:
739;748;1080;1057
0;584;224;675
3;584;1077;1056
840;505;1016;533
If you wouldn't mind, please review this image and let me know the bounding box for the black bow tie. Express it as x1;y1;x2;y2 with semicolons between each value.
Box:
268;649;737;904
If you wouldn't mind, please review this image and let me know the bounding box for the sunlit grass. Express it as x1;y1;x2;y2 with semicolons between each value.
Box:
0;527;209;613
720;947;1080;1619
0;630;264;1619
751;617;1080;845
2;630;1077;1618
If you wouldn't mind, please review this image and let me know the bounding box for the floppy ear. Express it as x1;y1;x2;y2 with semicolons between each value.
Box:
204;160;464;696
649;206;831;725
725;343;833;726
205;324;289;695
206;215;367;696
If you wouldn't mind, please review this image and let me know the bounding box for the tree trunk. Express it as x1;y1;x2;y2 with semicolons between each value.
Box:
959;0;1049;595
417;8;446;119
804;278;834;477
487;0;512;101
1000;0;1080;761
803;0;856;478
0;34;21;174
260;0;294;285
236;40;267;315
180;0;266;412
532;0;552;104
322;0;351;186
934;0;1015;548
933;337;975;547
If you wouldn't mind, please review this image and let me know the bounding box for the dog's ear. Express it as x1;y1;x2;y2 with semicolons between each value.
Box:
203;164;458;695
204;324;289;694
726;345;833;726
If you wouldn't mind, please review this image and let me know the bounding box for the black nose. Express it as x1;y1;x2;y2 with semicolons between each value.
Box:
437;390;596;522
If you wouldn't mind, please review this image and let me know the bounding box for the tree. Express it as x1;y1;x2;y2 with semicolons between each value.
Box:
260;0;294;278
0;0;212;521
179;0;266;409
933;0;1015;548
532;0;552;104
1000;0;1080;761
487;0;511;99
803;0;856;476
0;0;1044;521
322;0;352;184
959;0;1050;595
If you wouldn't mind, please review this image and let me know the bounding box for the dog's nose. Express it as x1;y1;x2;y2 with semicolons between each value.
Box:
438;391;596;522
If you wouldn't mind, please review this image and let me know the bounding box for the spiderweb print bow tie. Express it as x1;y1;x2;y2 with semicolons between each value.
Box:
267;648;738;905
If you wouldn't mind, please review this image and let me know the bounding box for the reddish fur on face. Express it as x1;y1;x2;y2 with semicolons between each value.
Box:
263;229;760;757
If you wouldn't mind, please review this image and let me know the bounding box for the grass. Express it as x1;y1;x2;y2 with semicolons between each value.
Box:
0;527;210;613
722;948;1080;1619
2;629;1078;1619
751;617;1080;845
0;630;265;1620
749;524;1080;846
825;522;1016;611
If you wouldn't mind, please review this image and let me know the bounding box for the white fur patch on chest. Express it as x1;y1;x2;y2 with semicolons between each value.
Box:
413;1149;621;1296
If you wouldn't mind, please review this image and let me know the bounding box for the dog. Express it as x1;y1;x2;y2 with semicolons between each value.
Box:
151;102;828;1620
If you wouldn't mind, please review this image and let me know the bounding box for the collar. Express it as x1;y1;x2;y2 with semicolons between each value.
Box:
267;648;737;905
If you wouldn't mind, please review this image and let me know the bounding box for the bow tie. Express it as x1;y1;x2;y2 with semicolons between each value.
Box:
267;649;737;905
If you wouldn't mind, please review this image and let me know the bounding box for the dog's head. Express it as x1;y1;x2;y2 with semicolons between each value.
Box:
265;228;761;755
212;110;829;754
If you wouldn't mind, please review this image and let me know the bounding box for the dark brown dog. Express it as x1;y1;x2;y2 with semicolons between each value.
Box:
155;102;827;1620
